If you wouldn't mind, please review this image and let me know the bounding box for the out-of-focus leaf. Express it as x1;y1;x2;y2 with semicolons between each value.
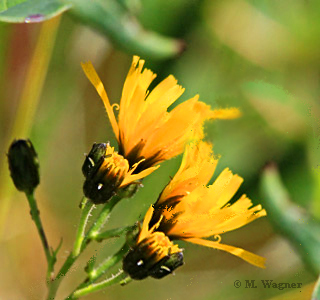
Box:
260;164;320;275
204;0;300;70
68;0;183;60
0;0;26;13
243;81;308;141
0;0;182;59
0;0;71;23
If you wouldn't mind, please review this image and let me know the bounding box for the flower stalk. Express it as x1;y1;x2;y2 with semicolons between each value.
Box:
68;270;128;300
26;192;52;279
47;195;123;299
88;244;129;281
67;244;129;299
72;197;95;257
93;226;133;242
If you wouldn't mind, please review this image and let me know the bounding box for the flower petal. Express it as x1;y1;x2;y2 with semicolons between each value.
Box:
210;108;242;119
121;165;160;187
81;62;119;140
138;205;155;243
184;237;266;268
158;141;218;205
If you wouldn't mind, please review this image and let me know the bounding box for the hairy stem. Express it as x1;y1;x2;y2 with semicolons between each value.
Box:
47;195;122;299
73;198;95;257
93;226;133;242
68;270;128;299
26;193;52;275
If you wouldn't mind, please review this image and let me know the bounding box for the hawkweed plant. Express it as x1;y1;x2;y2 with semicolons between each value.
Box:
7;56;266;300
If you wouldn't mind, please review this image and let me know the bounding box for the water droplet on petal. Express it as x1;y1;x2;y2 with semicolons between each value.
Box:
25;14;45;23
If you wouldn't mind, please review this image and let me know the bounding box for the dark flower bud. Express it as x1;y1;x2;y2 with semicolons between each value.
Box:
7;139;40;194
122;231;184;280
82;143;107;178
82;143;130;204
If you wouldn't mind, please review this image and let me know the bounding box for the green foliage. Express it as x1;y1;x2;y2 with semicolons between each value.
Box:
0;0;182;59
0;0;71;22
261;164;320;274
0;0;26;13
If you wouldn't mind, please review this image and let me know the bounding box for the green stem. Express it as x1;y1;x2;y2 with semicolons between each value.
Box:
120;276;132;286
46;253;74;300
26;193;51;270
94;226;132;242
89;243;129;281
85;195;122;242
46;195;122;299
69;270;128;299
66;244;129;299
73;198;95;257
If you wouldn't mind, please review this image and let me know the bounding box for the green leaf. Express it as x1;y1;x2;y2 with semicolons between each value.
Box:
0;0;26;13
0;0;71;23
0;0;182;59
260;164;320;274
68;0;183;60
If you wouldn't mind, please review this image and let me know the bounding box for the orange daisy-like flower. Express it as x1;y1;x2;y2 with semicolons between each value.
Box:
81;56;240;186
123;141;266;278
156;141;266;267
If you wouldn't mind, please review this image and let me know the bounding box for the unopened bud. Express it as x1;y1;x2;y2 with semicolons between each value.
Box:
82;143;107;178
7;139;40;194
82;143;130;204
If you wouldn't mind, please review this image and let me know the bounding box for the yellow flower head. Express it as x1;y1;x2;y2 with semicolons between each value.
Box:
81;56;240;177
146;141;267;269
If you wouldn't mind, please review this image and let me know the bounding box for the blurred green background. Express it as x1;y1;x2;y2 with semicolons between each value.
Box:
0;0;319;299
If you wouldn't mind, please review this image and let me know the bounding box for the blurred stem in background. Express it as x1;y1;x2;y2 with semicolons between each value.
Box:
0;15;61;235
312;275;320;300
312;171;320;220
308;110;320;220
260;163;320;275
